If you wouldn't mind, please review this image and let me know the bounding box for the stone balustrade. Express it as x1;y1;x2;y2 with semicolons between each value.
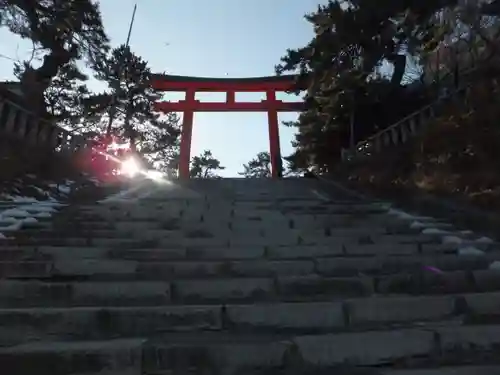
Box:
0;94;90;154
343;60;484;162
347;103;436;161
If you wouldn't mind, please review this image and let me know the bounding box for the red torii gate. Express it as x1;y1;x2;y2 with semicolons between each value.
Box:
151;74;303;179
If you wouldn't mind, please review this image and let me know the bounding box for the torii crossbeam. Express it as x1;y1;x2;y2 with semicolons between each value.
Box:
152;74;303;179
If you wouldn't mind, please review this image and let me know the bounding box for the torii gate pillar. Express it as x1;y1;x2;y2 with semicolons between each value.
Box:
152;74;303;179
178;89;195;180
266;90;282;178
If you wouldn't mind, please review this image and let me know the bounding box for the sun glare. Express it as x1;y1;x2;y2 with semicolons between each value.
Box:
120;157;141;177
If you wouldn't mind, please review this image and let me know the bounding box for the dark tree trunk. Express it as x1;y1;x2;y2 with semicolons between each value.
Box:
390;54;406;86
20;50;72;116
124;109;137;151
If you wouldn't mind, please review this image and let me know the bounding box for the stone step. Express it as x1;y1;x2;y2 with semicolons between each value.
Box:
0;338;145;375
15;228;141;239
171;275;372;304
16;226;282;239
5;243;408;261
0;237;147;248
53;215;393;233
316;254;495;276
281;206;390;215
0;306;222;345
0;246;113;260
51;219;286;234
0;302;344;343
82;201;389;214
0;254;492;279
371;233;442;244
0;259;316;280
225;294;471;332
9;231;315;248
0;261;54;278
50;214;448;240
377;270;477;295
5;235;494;257
0;259;318;280
384;367;500;375
0;248;52;261
0;250;498;279
291;324;500;367
0;235;311;248
55;212;160;223
3;325;500;373
0;252;497;282
0;333;292;375
0;274;375;307
111;244;346;260
51;215;402;231
0;280;171;307
51;219;117;230
16;224;428;242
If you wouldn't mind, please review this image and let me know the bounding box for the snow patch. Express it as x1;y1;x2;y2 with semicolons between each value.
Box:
99;183;147;203
1;208;30;218
32;186;49;196
58;185;71;194
7;195;38;203
0;178;75;237
22;217;38;224
422;227;450;235
388;208;435;222
49;183;73;194
423;265;444;274
476;236;494;244
388;209;417;220
374;202;392;210
28;205;56;213
410;221;426;229
0;221;23;232
442;236;463;245
31;212;52;218
0;217;18;224
458;246;485;256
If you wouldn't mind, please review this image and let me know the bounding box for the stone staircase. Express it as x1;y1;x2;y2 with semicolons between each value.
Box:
1;178;500;374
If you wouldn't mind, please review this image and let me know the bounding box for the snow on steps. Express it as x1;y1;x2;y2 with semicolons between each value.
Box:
0;178;500;374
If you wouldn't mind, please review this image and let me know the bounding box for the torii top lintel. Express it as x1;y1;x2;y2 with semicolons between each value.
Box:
151;73;301;92
151;74;303;179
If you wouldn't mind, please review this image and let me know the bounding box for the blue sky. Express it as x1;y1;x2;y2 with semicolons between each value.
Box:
0;0;324;176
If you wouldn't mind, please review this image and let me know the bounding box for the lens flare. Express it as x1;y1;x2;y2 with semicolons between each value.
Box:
146;170;164;181
120;157;140;177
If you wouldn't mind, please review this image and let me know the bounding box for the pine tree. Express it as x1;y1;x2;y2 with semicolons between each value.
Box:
43;64;91;127
239;152;272;178
276;0;460;172
190;150;225;179
83;45;181;173
2;0;109;114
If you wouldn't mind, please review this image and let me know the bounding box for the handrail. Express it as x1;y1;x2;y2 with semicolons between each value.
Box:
360;63;479;144
0;93;91;153
344;57;486;161
363;103;434;144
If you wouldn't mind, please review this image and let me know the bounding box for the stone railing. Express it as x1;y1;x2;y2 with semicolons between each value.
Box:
0;92;90;154
342;59;486;162
343;103;436;161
